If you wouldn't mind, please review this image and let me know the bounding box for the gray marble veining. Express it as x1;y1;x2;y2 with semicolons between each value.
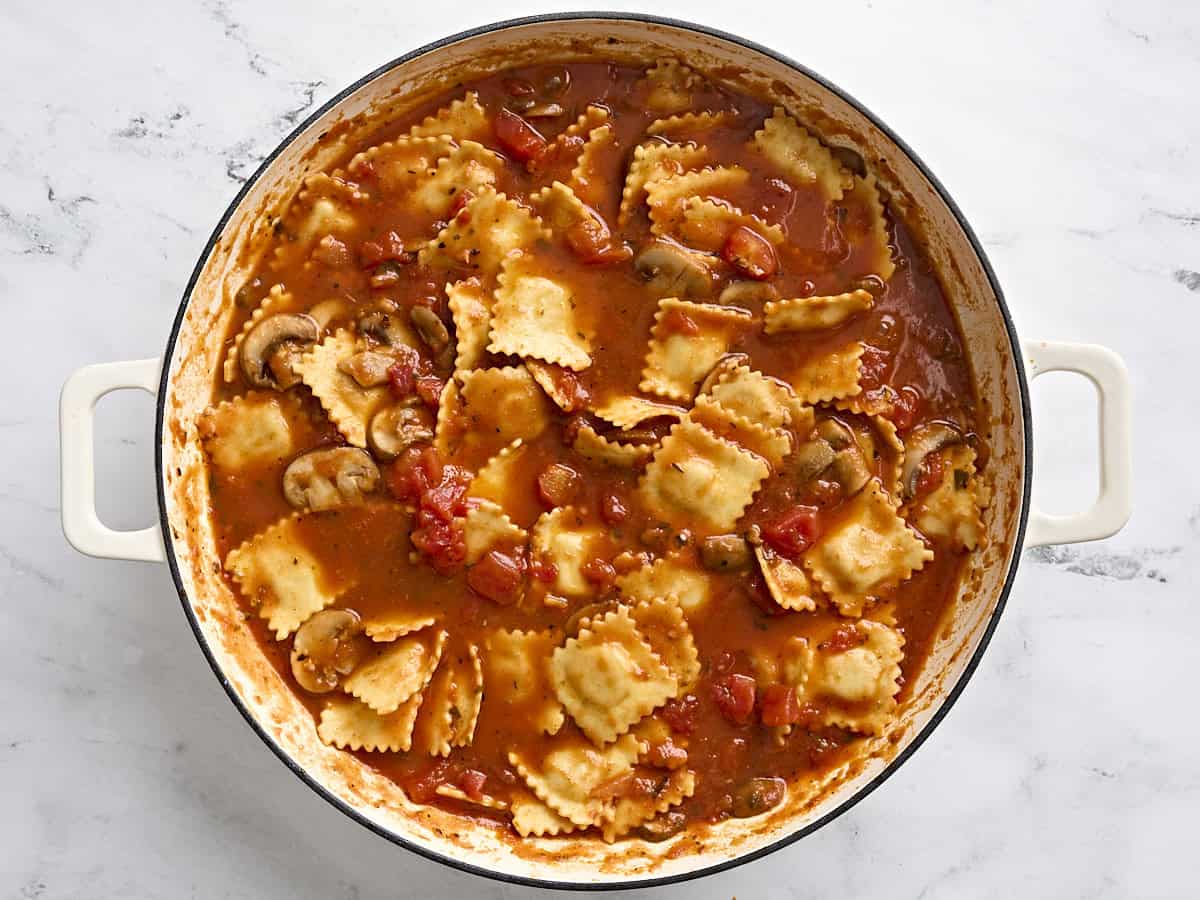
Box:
3;0;1197;897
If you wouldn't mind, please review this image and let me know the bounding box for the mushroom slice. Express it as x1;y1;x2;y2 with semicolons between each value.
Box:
282;447;381;511
358;306;417;347
901;423;964;500
339;349;397;388
367;404;434;460
634;239;714;299
792;438;836;484
240;313;320;389
697;353;750;397
290;609;368;693
718;280;779;307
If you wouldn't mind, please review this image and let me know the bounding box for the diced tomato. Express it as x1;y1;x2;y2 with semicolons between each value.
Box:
529;558;558;583
447;189;475;221
564;216;632;264
387;445;442;503
467;549;526;605
526;134;582;176
386;345;425;399
405;761;450;803
711;673;757;725
760;506;820;558
661;306;700;336
359;230;412;268
890;385;924;432
760;684;801;726
858;344;890;390
914;450;946;498
645;738;688;769
494;108;547;163
411;516;466;575
820;623;867;653
794;702;823;728
721;226;777;280
580;558;616;590
536;463;581;507
661;695;700;734
459;769;488;800
600;492;629;526
414;375;445;410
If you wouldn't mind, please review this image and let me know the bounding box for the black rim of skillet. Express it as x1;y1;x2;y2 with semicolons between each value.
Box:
154;11;1033;892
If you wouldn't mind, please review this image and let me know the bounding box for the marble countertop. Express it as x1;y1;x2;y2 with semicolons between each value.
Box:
4;0;1197;896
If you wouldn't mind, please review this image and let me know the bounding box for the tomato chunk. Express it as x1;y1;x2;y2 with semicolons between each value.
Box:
580;558;616;590
494;108;547;163
890;385;924;432
414;375;445;410
459;769;488;800
711;673;757;725
386;345;428;399
914;450;946;498
404;760;450;803
600;492;629;526
564;215;631;264
820;623;867;653
447;189;475;221
761;505;820;558
760;684;801;726
661;306;700;336
661;694;700;734
721;226;777;280
359;230;412;268
467;549;526;605
536;463;582;507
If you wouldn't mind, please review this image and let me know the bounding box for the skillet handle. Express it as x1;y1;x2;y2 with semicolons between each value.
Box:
1022;341;1132;548
60;358;166;562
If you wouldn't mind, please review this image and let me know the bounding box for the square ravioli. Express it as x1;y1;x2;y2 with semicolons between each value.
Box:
804;482;934;616
641;298;753;401
551;606;678;745
638;419;770;532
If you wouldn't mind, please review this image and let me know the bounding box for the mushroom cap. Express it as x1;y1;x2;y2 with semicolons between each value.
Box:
240;313;319;389
718;280;779;306
900;422;963;500
367;404;434;461
697;353;750;397
282;447;380;512
634;239;714;299
290;608;366;693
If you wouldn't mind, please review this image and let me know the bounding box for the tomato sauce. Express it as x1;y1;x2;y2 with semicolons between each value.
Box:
207;60;982;839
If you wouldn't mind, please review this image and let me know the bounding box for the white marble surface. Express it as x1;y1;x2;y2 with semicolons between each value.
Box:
3;0;1197;896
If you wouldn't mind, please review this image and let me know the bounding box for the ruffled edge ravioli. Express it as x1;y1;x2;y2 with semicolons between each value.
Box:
640;298;752;402
484;629;564;736
488;254;593;371
551;606;678;745
198;391;295;472
909;443;987;551
343;628;447;715
294;330;389;448
225;514;350;639
804;481;933;616
509;733;642;827
638;419;769;533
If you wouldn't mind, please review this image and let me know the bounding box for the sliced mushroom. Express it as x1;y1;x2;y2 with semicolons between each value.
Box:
282;447;380;511
634;239;714;299
792;438;836;484
697;353;750;397
637;810;687;842
410;305;451;352
290;609;367;693
718;280;779;306
367;404;434;460
339;349;397;388
358;306;415;347
700;534;752;572
731;777;786;818
817;417;855;451
901;422;963;500
240;313;319;389
524;102;565;118
829;445;872;495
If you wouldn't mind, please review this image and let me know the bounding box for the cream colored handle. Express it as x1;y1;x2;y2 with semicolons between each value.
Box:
60;358;166;562
1023;341;1132;548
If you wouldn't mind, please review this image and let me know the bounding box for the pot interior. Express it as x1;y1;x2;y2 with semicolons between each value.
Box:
158;16;1027;886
